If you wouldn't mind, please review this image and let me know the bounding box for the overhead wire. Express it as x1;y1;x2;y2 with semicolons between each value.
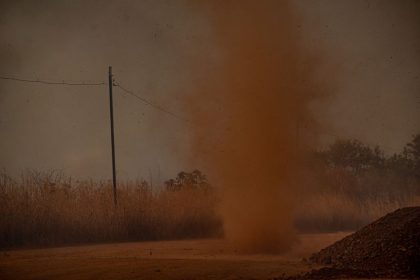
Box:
0;75;105;86
114;81;191;124
0;72;190;124
0;72;401;153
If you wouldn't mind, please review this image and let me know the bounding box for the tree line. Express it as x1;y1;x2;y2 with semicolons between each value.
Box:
316;133;420;180
163;133;420;192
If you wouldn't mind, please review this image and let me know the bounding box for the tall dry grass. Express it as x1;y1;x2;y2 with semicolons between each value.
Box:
0;168;419;248
0;170;221;248
294;167;420;232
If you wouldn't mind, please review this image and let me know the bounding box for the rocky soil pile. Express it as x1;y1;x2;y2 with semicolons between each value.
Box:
309;206;420;278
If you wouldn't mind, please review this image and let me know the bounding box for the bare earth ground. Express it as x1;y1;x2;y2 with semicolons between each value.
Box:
0;232;393;280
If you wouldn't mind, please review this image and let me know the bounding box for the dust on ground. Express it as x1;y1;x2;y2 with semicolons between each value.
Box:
0;233;348;280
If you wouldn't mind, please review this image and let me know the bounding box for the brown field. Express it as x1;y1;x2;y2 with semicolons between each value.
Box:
1;170;418;249
0;233;350;280
0;172;418;279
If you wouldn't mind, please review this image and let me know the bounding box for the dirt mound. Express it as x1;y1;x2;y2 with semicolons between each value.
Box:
277;267;384;280
309;206;420;278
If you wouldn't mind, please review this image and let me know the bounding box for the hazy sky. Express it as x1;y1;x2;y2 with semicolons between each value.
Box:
0;0;419;182
297;0;420;152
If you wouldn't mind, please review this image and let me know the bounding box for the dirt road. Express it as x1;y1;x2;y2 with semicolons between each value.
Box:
0;233;349;280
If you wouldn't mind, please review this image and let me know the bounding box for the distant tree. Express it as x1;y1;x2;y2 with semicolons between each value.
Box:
164;169;210;191
406;134;420;174
388;134;420;180
164;178;176;190
321;139;385;173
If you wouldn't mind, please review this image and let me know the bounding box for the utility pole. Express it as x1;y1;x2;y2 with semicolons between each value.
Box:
108;66;117;206
295;117;300;153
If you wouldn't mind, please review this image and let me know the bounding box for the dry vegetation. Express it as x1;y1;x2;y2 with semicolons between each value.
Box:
0;170;221;248
0;135;419;249
295;171;420;232
296;135;420;232
0;170;418;249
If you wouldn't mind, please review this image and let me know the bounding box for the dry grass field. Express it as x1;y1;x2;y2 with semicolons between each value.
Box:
0;170;418;279
0;170;221;248
1;170;419;249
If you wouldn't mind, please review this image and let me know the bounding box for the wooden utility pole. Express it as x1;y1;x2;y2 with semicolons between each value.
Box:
108;66;117;206
295;117;300;152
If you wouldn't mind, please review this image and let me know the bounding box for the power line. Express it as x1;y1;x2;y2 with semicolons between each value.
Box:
0;75;105;86
114;82;190;123
0;72;190;123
